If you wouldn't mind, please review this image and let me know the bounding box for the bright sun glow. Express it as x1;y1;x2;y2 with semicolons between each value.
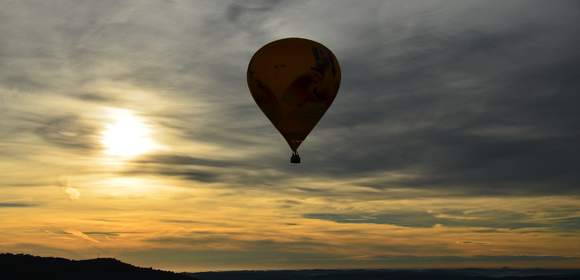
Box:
101;109;156;157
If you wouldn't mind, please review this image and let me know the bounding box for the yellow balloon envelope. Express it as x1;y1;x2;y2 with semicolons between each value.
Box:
247;38;341;163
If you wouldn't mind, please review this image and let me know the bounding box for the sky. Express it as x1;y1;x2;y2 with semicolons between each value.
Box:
1;0;580;272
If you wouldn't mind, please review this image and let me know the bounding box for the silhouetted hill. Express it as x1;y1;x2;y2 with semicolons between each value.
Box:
4;253;580;280
0;253;194;280
190;268;580;280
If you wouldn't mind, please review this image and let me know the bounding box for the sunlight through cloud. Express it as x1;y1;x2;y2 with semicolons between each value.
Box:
101;108;157;158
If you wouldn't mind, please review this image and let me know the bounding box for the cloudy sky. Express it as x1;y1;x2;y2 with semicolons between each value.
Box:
1;0;580;271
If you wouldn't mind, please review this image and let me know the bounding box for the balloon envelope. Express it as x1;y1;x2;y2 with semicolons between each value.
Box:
247;38;341;155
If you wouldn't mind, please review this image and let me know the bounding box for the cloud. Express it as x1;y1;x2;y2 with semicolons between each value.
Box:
2;0;580;271
124;155;226;183
552;217;580;231
139;235;453;268
57;177;80;200
82;231;120;237
121;245;579;271
255;0;580;196
3;0;577;196
135;154;236;168
74;93;117;103
64;187;80;200
65;230;100;243
225;0;284;23
304;210;544;229
126;153;293;186
364;254;579;264
0;202;38;208
35;115;99;151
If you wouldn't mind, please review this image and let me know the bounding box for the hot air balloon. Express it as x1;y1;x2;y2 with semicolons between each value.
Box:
247;38;341;163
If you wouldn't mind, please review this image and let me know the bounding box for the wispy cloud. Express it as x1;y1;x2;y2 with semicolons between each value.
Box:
65;230;100;244
64;187;80;200
0;202;38;208
304;210;544;229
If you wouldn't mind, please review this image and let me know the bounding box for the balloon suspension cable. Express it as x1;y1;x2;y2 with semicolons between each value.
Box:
290;151;301;164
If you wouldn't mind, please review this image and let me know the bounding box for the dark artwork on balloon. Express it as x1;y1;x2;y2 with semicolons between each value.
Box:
247;38;341;163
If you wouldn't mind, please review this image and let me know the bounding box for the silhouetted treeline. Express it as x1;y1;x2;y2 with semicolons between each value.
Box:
0;253;194;280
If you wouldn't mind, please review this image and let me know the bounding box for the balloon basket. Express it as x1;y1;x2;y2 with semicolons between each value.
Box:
290;152;301;164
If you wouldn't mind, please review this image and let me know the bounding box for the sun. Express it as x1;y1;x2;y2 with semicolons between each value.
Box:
101;109;156;157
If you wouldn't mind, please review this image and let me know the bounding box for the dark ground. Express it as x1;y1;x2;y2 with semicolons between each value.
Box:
191;268;580;280
3;253;580;280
